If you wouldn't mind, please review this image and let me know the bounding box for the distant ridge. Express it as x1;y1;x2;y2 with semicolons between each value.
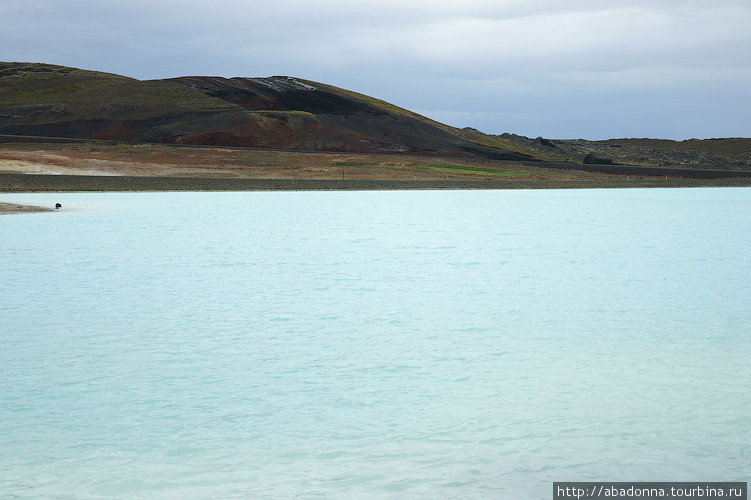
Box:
2;62;749;168
0;62;533;160
498;133;751;170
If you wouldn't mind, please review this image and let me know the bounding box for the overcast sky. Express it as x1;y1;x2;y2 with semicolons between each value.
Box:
3;0;750;139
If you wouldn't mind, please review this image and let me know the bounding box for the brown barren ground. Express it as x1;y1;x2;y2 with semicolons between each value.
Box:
0;142;588;180
1;142;749;194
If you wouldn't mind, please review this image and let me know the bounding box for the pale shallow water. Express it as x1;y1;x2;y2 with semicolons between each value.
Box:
1;188;750;499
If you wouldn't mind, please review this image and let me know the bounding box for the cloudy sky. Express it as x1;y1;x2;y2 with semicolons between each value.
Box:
3;0;750;139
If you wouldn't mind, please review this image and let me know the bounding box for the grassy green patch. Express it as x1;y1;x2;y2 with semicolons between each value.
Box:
423;164;531;177
329;161;531;178
330;161;374;167
20;83;91;96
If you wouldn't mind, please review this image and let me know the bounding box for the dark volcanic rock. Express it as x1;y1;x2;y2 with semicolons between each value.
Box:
499;133;751;170
583;153;615;165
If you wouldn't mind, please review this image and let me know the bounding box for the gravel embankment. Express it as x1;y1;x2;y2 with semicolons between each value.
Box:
1;173;749;193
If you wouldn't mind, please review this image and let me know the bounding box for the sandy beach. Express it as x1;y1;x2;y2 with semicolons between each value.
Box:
0;201;53;213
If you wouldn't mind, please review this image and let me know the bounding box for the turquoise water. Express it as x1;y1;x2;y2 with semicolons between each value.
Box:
1;188;750;499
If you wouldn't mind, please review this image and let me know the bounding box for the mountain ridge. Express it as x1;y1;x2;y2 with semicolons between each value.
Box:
1;62;749;169
0;62;532;160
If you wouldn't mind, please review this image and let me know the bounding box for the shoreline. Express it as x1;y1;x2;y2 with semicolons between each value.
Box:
1;173;749;193
0;200;53;213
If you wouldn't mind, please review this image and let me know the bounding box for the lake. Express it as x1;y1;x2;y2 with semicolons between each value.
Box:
1;188;750;499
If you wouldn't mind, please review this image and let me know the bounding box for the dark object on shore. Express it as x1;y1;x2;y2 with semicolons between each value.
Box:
55;203;61;209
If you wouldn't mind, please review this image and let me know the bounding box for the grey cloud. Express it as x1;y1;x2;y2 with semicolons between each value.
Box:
1;0;749;139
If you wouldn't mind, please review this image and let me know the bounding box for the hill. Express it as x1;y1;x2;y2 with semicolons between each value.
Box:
0;62;532;160
498;134;751;170
2;62;749;170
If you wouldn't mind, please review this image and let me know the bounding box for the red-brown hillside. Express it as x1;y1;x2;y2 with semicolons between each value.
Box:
0;62;533;160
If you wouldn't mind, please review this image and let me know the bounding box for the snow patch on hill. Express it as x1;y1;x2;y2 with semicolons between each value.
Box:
243;76;318;93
